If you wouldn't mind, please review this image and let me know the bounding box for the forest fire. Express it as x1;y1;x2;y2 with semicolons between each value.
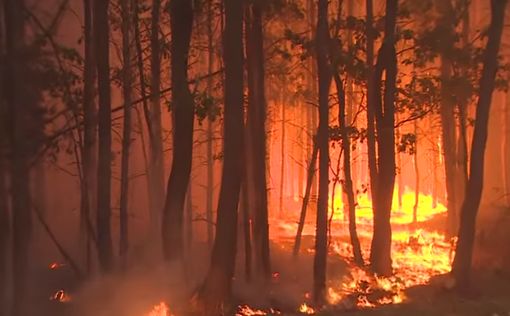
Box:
272;189;453;309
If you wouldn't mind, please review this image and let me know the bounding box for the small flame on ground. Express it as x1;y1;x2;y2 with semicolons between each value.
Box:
145;302;173;316
50;289;71;303
298;303;315;314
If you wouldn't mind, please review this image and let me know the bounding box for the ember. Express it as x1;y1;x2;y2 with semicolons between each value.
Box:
50;289;71;303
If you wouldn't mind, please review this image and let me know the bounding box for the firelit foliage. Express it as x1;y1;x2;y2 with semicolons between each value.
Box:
194;91;221;125
398;133;417;155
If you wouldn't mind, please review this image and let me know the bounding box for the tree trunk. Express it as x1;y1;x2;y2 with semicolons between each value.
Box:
246;1;271;280
241;179;251;281
119;0;133;269
162;0;194;261
437;0;460;238
333;74;364;266
4;0;33;313
452;0;507;290
0;92;8;316
369;0;397;277
206;0;215;247
293;137;318;257
82;2;97;260
94;0;114;273
148;0;165;232
279;92;286;217
198;0;244;312
413;121;419;223
313;0;331;304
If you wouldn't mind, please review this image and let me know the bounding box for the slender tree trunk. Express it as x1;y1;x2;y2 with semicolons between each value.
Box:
452;0;507;290
246;1;270;280
185;182;193;249
365;0;378;211
4;1;32;313
162;0;194;261
413;121;419;223
369;0;397;277
148;0;165;231
241;179;251;281
0;91;8;316
206;0;215;247
279;93;286;217
198;0;244;312
333;75;364;266
94;0;114;273
0;7;8;313
314;0;331;304
504;92;510;207
119;0;133;269
437;0;459;238
293;137;318;257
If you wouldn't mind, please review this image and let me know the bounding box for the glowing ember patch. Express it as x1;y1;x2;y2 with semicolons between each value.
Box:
145;302;173;316
298;303;315;314
49;262;65;270
50;289;71;303
236;305;266;315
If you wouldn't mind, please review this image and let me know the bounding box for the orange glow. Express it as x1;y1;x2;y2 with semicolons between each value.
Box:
50;289;71;303
271;187;452;309
298;303;315;314
145;302;173;316
49;262;65;270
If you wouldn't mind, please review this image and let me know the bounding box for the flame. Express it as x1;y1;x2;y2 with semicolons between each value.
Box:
145;302;173;316
236;305;281;315
50;289;71;303
272;187;452;309
298;303;315;314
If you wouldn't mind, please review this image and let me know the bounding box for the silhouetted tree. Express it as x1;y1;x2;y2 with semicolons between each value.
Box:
162;0;194;261
246;0;271;280
314;0;331;304
94;0;114;273
368;0;397;277
452;0;507;290
198;0;244;312
119;0;134;269
81;0;97;273
148;0;165;232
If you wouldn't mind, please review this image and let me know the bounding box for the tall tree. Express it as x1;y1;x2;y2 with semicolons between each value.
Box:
245;0;271;280
4;0;35;313
198;0;244;312
437;0;460;238
81;0;97;273
94;0;114;272
368;0;397;277
162;0;194;261
147;0;165;232
206;0;215;247
313;0;331;304
452;0;507;289
0;47;8;316
119;0;133;268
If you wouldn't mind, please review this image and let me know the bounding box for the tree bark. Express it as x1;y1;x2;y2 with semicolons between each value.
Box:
369;0;397;277
333;74;364;266
148;0;165;232
94;0;114;273
206;0;215;247
198;0;244;312
293;136;318;257
314;0;331;304
0;82;8;316
4;0;33;313
246;1;271;280
119;0;133;269
452;0;507;290
437;0;460;238
162;0;194;261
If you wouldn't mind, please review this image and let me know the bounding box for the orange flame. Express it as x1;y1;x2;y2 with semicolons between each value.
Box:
50;289;71;303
